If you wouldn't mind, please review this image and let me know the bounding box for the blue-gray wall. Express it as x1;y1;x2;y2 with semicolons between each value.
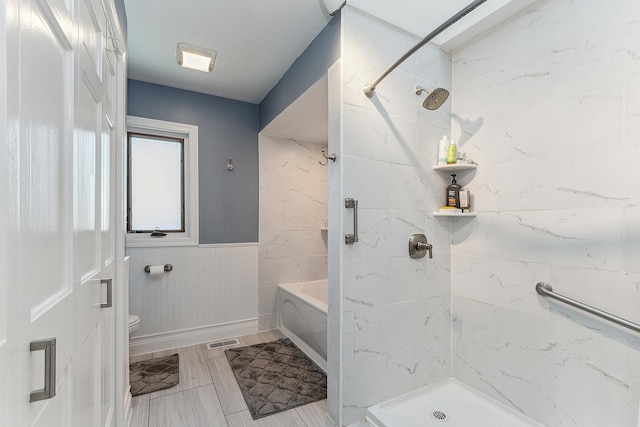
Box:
258;13;341;130
127;80;259;244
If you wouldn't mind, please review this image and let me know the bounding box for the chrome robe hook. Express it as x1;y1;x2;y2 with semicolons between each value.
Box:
319;148;336;166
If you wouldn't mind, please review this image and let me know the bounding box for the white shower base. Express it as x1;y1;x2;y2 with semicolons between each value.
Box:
366;378;542;427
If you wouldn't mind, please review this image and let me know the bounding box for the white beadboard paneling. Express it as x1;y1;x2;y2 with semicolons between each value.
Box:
129;318;258;356
127;244;258;340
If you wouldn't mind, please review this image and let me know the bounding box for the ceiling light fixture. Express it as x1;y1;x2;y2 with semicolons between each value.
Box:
177;43;216;72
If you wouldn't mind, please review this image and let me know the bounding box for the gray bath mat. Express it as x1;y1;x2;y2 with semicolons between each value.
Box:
224;338;327;419
129;354;179;396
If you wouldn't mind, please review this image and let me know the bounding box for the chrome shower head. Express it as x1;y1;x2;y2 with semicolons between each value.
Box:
415;86;450;110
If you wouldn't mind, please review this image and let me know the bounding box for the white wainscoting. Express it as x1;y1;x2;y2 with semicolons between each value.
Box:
127;243;259;355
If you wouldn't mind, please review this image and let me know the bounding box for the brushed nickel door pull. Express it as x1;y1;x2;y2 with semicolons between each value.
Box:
30;338;56;402
345;198;359;245
101;278;113;308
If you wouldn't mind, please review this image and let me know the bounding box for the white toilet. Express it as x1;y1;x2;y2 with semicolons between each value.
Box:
128;314;140;336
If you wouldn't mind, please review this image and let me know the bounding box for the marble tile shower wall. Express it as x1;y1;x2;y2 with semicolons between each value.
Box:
337;8;453;425
451;1;640;426
258;135;328;330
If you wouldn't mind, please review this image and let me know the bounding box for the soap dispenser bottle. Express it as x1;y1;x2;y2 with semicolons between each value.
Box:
446;174;461;208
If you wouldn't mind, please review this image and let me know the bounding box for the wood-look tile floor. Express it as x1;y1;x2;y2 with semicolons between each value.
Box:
129;330;329;427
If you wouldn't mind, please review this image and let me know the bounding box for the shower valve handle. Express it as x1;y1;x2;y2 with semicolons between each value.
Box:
416;242;433;258
408;234;432;259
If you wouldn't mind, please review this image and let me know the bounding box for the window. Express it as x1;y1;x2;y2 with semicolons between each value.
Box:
128;133;184;232
126;116;199;247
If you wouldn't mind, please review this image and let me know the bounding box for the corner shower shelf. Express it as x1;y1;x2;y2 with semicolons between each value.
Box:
432;163;477;172
432;211;477;217
433;162;478;217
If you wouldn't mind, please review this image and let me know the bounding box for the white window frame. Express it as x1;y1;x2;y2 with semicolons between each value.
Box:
126;116;199;247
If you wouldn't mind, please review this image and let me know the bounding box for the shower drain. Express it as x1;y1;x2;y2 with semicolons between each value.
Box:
431;410;449;422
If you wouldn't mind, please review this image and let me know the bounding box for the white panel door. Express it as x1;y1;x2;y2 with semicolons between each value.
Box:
100;107;116;427
1;1;19;426
4;0;116;424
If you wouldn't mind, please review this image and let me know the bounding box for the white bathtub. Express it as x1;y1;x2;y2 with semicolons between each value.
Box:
278;279;327;372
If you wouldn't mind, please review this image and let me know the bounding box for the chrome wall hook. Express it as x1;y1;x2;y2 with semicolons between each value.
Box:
227;158;234;171
319;148;336;166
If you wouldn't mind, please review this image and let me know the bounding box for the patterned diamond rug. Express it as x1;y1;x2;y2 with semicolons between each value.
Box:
225;338;327;419
129;354;179;396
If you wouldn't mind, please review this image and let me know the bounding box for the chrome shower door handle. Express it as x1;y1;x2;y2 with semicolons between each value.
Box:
345;198;359;245
30;338;56;402
101;278;112;308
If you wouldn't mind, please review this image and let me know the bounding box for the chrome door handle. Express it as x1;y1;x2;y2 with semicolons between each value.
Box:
30;338;56;402
345;198;359;245
101;278;112;308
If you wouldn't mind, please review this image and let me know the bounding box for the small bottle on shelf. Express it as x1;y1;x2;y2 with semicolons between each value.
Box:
446;174;461;208
446;139;457;164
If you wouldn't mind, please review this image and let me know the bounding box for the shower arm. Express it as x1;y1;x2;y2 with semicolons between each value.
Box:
363;0;488;98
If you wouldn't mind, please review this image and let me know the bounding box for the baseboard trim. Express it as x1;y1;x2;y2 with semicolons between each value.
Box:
129;318;259;355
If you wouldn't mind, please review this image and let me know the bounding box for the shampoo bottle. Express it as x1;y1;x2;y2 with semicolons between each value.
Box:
438;135;449;165
446;174;461;208
446;139;458;164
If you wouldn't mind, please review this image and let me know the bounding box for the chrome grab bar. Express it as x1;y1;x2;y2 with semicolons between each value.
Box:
345;198;358;245
536;282;640;334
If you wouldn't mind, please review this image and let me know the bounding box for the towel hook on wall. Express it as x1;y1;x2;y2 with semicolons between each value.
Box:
319;148;336;166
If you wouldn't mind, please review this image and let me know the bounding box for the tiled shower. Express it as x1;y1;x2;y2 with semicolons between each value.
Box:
258;135;329;330
327;1;640;426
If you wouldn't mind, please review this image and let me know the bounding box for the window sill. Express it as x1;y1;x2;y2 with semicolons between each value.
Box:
126;233;199;248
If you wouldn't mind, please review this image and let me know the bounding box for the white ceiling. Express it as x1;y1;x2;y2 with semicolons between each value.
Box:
124;0;332;104
261;74;328;142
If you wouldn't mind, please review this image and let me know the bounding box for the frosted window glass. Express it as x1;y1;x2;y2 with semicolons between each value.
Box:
128;134;184;231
